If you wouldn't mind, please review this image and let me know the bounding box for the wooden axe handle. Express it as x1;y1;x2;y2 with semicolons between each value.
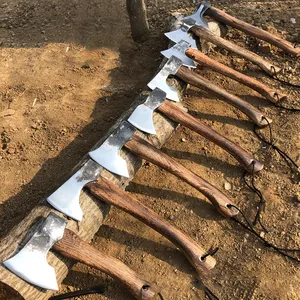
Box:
53;229;157;300
177;66;270;127
87;178;216;277
186;48;287;103
125;135;238;218
190;25;281;76
158;101;263;174
205;7;300;57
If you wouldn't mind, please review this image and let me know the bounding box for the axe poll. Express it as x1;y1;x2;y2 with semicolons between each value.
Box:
162;40;287;104
165;2;281;76
151;54;271;128
3;213;157;299
205;4;300;57
47;158;216;276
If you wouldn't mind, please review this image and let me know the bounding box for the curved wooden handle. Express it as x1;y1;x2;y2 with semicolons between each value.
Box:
87;179;216;277
190;25;281;76
177;66;271;127
158;101;263;174
206;7;300;57
186;48;287;104
54;229;157;300
125;135;238;218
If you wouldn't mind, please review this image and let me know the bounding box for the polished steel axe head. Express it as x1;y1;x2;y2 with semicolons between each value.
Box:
3;213;67;291
128;88;166;135
164;2;211;48
161;40;196;68
182;2;211;28
89;121;136;178
47;159;101;221
147;56;182;102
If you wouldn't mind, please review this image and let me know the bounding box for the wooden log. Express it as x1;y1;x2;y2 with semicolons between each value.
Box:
205;6;300;57
126;0;150;43
0;21;185;300
190;25;282;76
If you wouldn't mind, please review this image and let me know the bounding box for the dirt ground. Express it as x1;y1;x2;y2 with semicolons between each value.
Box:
0;0;300;299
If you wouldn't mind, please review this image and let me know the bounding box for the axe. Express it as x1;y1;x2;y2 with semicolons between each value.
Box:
205;3;300;57
165;2;281;76
90;120;238;218
137;87;263;174
149;54;271;128
162;40;287;104
3;213;157;299
47;159;216;276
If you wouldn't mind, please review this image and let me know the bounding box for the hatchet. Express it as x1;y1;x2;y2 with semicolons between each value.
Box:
149;54;271;128
47;158;216;276
162;40;287;104
3;213;157;299
165;2;281;76
89;120;237;218
136;88;263;173
204;4;300;57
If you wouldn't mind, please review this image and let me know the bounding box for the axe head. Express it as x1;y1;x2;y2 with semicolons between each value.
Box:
147;56;182;102
3;213;67;290
128;88;166;135
47;159;101;221
182;2;211;28
161;40;196;68
89;121;136;178
165;2;211;48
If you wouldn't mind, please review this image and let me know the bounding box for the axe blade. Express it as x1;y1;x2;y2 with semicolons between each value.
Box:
3;213;66;290
161;40;196;68
147;56;182;102
47;159;101;221
164;28;197;49
89;122;136;178
128;88;166;135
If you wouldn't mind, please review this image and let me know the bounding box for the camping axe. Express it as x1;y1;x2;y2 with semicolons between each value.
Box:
3;213;156;299
91;120;238;218
161;40;287;104
204;3;300;57
132;88;263;174
46;159;216;276
165;2;281;76
149;54;271;128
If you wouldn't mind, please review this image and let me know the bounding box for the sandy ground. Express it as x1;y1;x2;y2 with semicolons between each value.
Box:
0;0;300;299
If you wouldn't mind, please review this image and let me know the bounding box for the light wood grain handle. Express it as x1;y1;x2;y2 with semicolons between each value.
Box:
177;66;271;127
158;101;263;174
206;7;300;57
125;135;238;218
53;229;156;300
190;25;281;76
87;179;216;277
186;48;287;103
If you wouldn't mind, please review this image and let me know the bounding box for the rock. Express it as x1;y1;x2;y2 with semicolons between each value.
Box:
181;137;186;142
224;181;232;191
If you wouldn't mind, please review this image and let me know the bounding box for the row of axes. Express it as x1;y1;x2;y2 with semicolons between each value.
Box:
3;2;299;299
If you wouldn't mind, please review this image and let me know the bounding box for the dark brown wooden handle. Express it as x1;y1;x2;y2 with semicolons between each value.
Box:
125;135;238;218
177;66;271;127
53;229;157;300
186;48;287;104
158;101;263;174
206;7;300;57
87;179;216;277
190;25;281;76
